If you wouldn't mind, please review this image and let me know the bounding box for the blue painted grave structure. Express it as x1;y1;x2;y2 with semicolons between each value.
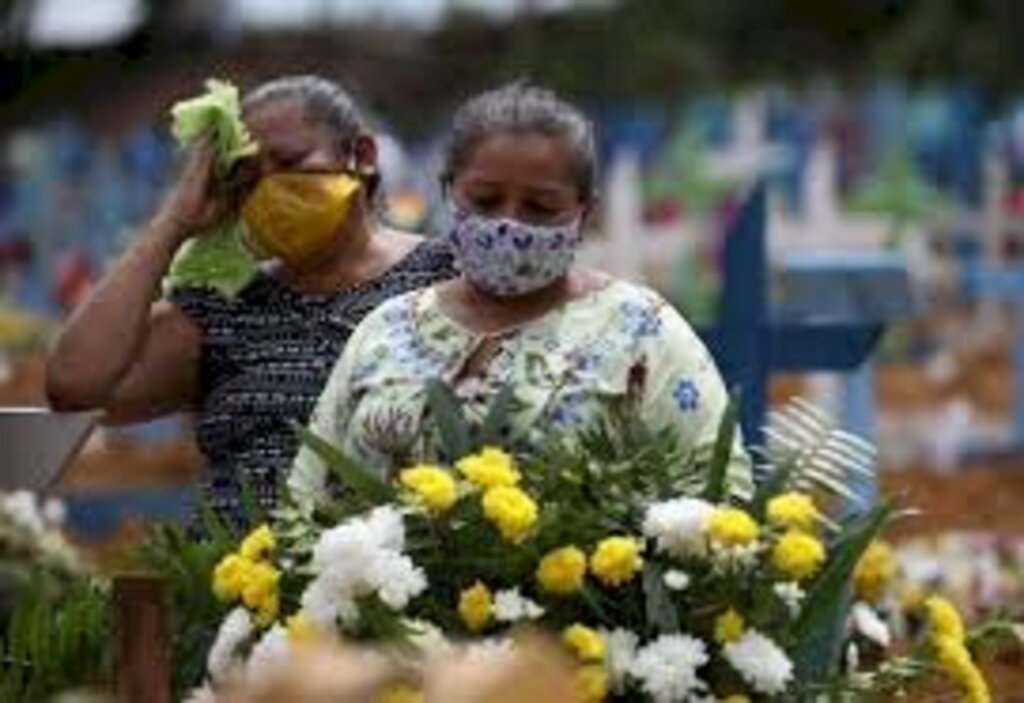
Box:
698;181;915;504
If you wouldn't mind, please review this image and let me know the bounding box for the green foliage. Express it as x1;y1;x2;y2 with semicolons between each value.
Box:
0;577;112;702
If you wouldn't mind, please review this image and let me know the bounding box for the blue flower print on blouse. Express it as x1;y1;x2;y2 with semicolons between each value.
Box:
673;377;701;413
619;300;663;339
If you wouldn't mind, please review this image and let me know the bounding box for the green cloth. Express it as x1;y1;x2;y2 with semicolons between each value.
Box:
163;79;259;298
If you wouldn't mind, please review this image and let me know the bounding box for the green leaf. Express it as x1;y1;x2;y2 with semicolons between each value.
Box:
426;379;472;460
479;383;516;446
293;422;396;505
702;389;740;503
790;501;895;679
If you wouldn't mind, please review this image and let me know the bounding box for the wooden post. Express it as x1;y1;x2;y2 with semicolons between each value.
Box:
114;576;170;703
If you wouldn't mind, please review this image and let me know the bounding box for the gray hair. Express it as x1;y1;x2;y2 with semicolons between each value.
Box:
242;74;365;155
442;82;598;202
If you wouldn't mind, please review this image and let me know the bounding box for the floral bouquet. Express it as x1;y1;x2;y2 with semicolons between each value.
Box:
197;389;1007;702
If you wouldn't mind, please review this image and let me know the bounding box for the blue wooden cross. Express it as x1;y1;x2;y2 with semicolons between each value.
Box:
697;182;888;460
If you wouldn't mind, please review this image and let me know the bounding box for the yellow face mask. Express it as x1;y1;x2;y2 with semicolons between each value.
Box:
240;172;362;268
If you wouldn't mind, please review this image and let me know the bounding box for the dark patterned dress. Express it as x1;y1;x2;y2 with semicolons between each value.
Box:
169;239;454;522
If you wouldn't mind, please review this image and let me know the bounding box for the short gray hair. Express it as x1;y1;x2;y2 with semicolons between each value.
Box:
442;82;597;202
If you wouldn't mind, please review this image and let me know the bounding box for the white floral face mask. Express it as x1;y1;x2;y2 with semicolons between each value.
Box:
447;207;582;297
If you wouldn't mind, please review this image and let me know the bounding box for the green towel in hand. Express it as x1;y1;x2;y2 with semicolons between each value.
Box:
163;79;259;298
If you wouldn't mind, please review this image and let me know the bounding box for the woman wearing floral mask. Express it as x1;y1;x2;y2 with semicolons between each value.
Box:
289;83;751;511
46;75;455;521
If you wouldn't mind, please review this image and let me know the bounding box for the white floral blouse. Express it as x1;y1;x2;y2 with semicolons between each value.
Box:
288;279;752;509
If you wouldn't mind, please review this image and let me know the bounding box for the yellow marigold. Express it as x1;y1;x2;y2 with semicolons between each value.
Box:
458;581;494;632
212;553;250;602
705;507;759;547
589;537;643;587
456;446;520;489
853;541;895;603
379;683;424;703
933;634;991;703
239;524;276;562
926;595;966;643
536;546;587;595
574;664;608;703
766;492;821;532
285;611;316;644
254;592;279;628
399;464;458;513
482;486;538;543
241;561;281;613
563;624;606;662
714;609;746;644
771;531;826;581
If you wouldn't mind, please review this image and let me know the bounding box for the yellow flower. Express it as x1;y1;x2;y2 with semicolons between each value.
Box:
766;492;820;532
458;581;494;632
721;697;751;703
482;486;538;543
212;553;250;602
771;531;826;581
285;611;316;644
254;592;279;628
457;446;520;489
399;464;458;513
705;507;759;547
563;624;606;662
574;664;608;703
537;546;587;595
379;682;424;703
589;537;643;587
854;541;895;603
934;634;991;703
239;524;276;562
926;595;966;643
714;609;746;644
241;561;281;613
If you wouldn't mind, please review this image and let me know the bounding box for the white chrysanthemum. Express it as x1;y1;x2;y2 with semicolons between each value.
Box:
630;634;709;702
493;588;544;623
723;629;793;695
710;543;760;572
600;628;639;693
2;491;45;536
643;497;715;559
303;506;426;629
246;625;291;688
207;607;253;684
773;581;805;617
850;602;891;648
663;569;691;591
370;550;428;610
301;575;362;628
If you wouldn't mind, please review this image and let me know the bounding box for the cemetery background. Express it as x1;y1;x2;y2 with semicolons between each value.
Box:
1;0;1024;697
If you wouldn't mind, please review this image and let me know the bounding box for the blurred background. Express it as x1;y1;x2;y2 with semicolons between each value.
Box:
1;0;1023;690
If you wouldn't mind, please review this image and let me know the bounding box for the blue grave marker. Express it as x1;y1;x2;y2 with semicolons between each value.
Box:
697;182;910;490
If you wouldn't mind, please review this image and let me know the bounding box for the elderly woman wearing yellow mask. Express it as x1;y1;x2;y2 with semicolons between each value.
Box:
46;75;455;523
